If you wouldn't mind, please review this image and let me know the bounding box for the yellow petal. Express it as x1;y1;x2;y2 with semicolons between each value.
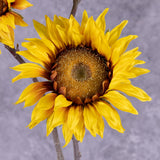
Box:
45;15;65;49
46;107;68;136
111;35;138;66
0;26;14;48
129;67;150;78
101;91;138;114
133;60;146;65
23;38;55;64
8;0;15;4
74;124;85;142
15;82;52;107
113;83;152;102
8;26;14;45
67;106;82;130
59;16;69;28
81;10;88;33
0;12;15;29
56;25;68;46
83;104;104;137
10;11;28;27
120;47;140;59
28;93;56;129
113;48;141;74
96;33;111;60
113;57;135;75
109;20;128;46
113;59;146;80
11;63;49;82
73;110;85;142
53;15;65;27
0;23;10;32
83;16;95;46
41;38;57;58
54;95;72;111
7;0;15;8
94;101;125;133
96;8;109;31
62;123;73;147
33;20;49;40
21;41;51;66
68;15;82;47
11;0;33;10
113;58;139;79
109;77;131;90
17;50;45;67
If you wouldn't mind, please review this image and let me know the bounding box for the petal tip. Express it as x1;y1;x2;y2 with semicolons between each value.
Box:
148;96;152;101
120;128;125;133
133;110;139;115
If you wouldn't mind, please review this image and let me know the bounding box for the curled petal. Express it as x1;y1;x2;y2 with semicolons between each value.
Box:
54;95;72;111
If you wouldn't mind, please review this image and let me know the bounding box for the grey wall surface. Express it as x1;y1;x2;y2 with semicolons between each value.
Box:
0;0;159;160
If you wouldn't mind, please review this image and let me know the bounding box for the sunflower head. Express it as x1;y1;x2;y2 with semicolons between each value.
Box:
0;0;8;16
0;0;32;50
12;8;151;147
52;45;111;104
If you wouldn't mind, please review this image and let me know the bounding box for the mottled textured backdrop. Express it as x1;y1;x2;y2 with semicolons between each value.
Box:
0;0;159;160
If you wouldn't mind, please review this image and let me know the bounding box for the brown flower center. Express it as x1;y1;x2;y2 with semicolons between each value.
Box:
0;0;8;16
71;63;92;82
51;46;112;104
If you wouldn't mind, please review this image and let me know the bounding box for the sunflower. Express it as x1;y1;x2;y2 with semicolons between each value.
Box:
11;8;151;147
0;0;32;52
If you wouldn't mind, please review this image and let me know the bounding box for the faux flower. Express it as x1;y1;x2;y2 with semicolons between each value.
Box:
11;8;151;147
0;0;32;52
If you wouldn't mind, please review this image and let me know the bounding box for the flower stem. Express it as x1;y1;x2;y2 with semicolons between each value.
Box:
72;136;81;160
4;44;64;160
52;128;64;160
70;0;81;17
5;44;25;64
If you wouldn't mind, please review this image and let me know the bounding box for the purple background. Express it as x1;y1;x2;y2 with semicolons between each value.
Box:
0;0;159;159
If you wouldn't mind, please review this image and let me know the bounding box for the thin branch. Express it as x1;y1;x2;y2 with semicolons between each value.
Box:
4;44;64;160
72;136;81;160
70;0;81;17
52;128;64;160
5;44;25;64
